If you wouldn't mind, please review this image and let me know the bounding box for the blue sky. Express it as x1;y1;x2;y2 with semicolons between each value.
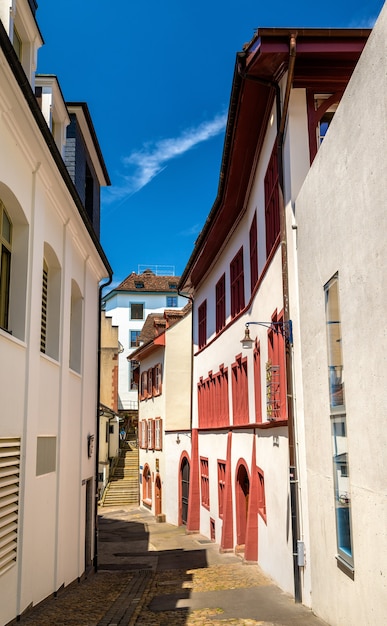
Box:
36;0;384;285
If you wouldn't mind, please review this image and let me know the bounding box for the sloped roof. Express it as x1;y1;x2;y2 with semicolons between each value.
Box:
129;302;192;360
179;27;370;291
115;269;180;293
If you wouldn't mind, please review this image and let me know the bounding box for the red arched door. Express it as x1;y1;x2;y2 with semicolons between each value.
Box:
236;463;250;546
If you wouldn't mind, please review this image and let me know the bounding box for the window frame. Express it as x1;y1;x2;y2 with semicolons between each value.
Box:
130;302;144;320
198;299;207;349
200;457;210;509
215;274;226;334
217;460;226;519
130;330;140;348
166;295;177;307
155;418;162;450
325;273;354;571
230;247;245;319
249;212;258;293
0;200;12;331
264;143;280;257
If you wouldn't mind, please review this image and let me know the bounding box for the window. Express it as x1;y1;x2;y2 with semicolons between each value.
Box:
166;296;177;307
147;368;153;397
231;354;249;425
264;144;280;257
130;330;140;348
135;281;144;289
230;248;245;318
139;420;148;449
0;193;28;340
198;300;207;349
142;464;152;503
40;260;48;352
0;200;12;331
266;311;286;421
40;244;61;359
128;361;138;390
169;282;177;289
217;461;226;518
257;467;267;523
249;213;258;293
253;340;262;423
200;457;209;508
155;418;162;450
148;419;155;450
130;303;144;320
0;437;20;576
215;274;226;333
325;274;353;570
140;371;148;401
69;280;82;373
197;366;229;428
307;91;342;163
153;363;162;396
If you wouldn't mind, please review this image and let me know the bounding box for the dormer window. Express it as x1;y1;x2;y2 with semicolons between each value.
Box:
35;76;70;157
8;0;43;87
169;282;177;289
135;281;144;289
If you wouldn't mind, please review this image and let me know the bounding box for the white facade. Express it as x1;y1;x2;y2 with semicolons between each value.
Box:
104;284;187;412
296;6;387;625
0;2;111;623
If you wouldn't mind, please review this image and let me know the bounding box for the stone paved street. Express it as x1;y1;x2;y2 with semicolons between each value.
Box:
15;506;330;626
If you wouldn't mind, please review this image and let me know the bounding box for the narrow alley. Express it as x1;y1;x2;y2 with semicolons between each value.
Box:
16;506;329;626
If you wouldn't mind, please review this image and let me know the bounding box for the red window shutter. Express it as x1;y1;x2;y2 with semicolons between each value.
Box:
265;144;280;257
215;274;226;333
230;248;245;318
254;341;262;423
198;300;207;349
249;213;258;293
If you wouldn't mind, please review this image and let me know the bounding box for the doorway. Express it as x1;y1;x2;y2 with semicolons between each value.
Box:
181;457;190;525
236;463;250;546
84;478;93;571
155;475;162;516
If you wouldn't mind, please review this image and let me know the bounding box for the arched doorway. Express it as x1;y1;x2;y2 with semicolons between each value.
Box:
236;462;250;546
180;457;190;525
155;475;162;516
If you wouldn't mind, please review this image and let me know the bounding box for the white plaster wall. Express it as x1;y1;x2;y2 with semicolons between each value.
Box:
105;292;186;410
0;35;108;625
296;6;387;625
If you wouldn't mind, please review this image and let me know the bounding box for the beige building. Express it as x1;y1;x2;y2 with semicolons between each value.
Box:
130;305;192;525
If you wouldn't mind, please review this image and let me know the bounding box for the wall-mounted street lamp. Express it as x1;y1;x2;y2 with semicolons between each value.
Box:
241;320;293;349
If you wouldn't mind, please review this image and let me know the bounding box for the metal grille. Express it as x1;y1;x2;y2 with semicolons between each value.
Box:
0;438;20;576
266;361;280;420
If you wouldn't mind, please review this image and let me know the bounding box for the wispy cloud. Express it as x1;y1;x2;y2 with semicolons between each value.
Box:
178;223;203;238
104;111;227;204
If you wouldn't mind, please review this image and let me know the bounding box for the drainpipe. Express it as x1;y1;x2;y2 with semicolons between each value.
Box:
94;274;113;572
276;34;302;604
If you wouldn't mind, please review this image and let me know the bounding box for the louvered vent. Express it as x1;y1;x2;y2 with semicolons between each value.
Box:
0;438;20;576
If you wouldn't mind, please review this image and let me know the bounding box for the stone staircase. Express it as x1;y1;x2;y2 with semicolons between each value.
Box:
101;444;139;507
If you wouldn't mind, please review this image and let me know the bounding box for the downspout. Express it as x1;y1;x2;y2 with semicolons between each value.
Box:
276;34;302;604
94;273;113;572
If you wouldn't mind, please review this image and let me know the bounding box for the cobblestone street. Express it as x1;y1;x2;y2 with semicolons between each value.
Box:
16;506;329;626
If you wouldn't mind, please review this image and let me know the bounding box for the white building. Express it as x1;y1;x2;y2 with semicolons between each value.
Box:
103;269;187;420
130;305;192;525
179;25;369;609
295;5;387;625
0;2;111;623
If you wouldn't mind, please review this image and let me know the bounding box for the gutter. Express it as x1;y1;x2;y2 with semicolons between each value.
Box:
276;33;302;604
